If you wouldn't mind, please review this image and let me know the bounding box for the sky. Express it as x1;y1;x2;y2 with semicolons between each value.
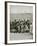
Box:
10;5;33;14
10;5;33;22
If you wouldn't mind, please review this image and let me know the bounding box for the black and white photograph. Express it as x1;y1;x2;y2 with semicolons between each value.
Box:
10;4;33;40
5;2;36;44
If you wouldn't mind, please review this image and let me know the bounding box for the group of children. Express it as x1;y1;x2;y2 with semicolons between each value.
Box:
10;19;32;33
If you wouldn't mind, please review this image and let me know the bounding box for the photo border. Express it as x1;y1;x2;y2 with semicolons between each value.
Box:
5;1;36;45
